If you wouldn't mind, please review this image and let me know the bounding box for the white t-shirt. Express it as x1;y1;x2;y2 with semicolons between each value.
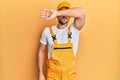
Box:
40;24;81;59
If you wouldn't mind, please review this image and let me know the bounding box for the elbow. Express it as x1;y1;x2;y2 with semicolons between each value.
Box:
78;8;86;16
75;7;86;18
82;8;86;16
80;8;86;19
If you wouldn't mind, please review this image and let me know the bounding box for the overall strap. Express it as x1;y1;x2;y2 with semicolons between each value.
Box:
68;26;72;44
49;27;58;44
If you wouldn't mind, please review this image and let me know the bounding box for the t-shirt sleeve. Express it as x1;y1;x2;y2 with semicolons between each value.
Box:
70;23;81;34
40;27;48;45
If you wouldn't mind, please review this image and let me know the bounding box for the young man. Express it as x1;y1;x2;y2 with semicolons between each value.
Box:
38;2;86;80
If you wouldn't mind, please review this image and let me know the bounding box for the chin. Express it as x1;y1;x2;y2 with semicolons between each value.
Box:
62;22;68;25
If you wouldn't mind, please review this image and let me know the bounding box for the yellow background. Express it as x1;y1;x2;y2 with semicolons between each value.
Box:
0;0;120;80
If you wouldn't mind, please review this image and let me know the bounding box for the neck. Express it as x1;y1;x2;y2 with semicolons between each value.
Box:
57;23;68;29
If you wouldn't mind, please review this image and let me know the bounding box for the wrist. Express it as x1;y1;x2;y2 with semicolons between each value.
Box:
39;73;44;76
39;71;44;75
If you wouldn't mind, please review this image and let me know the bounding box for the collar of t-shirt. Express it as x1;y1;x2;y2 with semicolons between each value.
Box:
55;25;69;32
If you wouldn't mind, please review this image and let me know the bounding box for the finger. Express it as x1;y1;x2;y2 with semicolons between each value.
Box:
41;11;48;15
40;15;47;18
41;10;50;18
42;9;49;14
40;13;48;19
45;17;52;20
41;9;49;13
41;14;46;16
46;10;50;18
40;12;46;17
41;15;47;18
41;11;47;15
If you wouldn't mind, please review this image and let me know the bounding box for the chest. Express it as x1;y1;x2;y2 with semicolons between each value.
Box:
48;30;69;44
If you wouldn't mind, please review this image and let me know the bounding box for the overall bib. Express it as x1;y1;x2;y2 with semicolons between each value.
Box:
46;26;76;80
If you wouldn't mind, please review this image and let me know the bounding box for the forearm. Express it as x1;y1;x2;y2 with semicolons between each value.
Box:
38;48;46;75
56;7;86;18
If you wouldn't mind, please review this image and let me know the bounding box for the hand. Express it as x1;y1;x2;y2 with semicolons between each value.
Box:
40;9;58;20
39;74;46;80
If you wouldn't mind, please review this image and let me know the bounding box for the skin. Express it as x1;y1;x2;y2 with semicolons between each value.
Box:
57;7;70;26
38;7;86;80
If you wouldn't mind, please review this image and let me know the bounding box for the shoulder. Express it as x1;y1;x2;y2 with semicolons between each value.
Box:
51;25;57;30
42;26;57;35
42;27;49;33
40;27;50;39
44;26;56;31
